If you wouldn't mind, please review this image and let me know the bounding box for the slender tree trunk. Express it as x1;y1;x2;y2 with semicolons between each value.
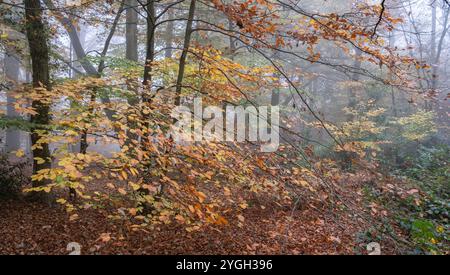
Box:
80;2;124;154
139;0;156;142
24;0;52;188
126;0;139;62
143;0;156;89
347;49;362;121
389;32;397;117
174;0;197;106
126;0;139;100
271;84;280;107
125;0;140;144
433;7;450;129
43;0;97;75
430;2;437;92
43;0;117;121
4;51;21;153
432;7;449;92
165;9;175;59
69;17;85;155
228;19;236;60
72;17;87;78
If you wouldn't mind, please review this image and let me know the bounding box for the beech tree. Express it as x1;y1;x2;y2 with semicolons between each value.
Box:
24;0;52;189
0;0;448;255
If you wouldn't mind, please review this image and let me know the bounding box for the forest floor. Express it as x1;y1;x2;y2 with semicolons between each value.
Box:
0;172;408;255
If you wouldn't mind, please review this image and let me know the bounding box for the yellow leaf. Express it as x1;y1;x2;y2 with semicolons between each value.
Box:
65;129;78;136
120;170;128;180
34;157;46;165
57;198;67;204
15;149;25;158
129;182;140;191
129;167;138;176
76;153;85;160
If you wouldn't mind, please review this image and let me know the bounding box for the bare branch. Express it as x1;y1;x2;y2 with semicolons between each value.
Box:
372;0;386;39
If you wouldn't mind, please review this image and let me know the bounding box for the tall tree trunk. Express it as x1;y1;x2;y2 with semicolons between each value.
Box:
432;6;449;92
69;17;85;155
126;0;139;62
228;19;236;60
143;0;156;89
433;7;450;130
125;0;140;144
164;9;175;59
44;0;125;124
389;31;398;117
71;16;87;78
4;51;21;153
24;0;52;188
430;2;437;92
140;0;156;142
43;0;97;75
174;0;197;106
43;0;117;121
347;49;362;121
80;2;124;155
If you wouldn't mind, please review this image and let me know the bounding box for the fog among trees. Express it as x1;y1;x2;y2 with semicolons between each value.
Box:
0;0;448;255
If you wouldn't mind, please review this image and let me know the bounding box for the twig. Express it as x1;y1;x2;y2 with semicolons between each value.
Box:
372;0;386;39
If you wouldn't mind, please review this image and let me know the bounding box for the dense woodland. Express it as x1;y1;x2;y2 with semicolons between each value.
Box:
0;0;448;255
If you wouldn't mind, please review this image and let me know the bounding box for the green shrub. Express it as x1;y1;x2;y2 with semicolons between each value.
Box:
394;145;449;254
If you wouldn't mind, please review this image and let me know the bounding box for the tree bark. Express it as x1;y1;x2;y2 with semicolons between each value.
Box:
347;49;362;121
143;0;156;89
4;51;21;153
126;0;139;62
125;0;140;144
164;9;175;59
389;32;397;117
174;0;197;106
43;0;117;121
432;6;449;92
228;19;236;60
24;0;52;188
430;2;437;91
